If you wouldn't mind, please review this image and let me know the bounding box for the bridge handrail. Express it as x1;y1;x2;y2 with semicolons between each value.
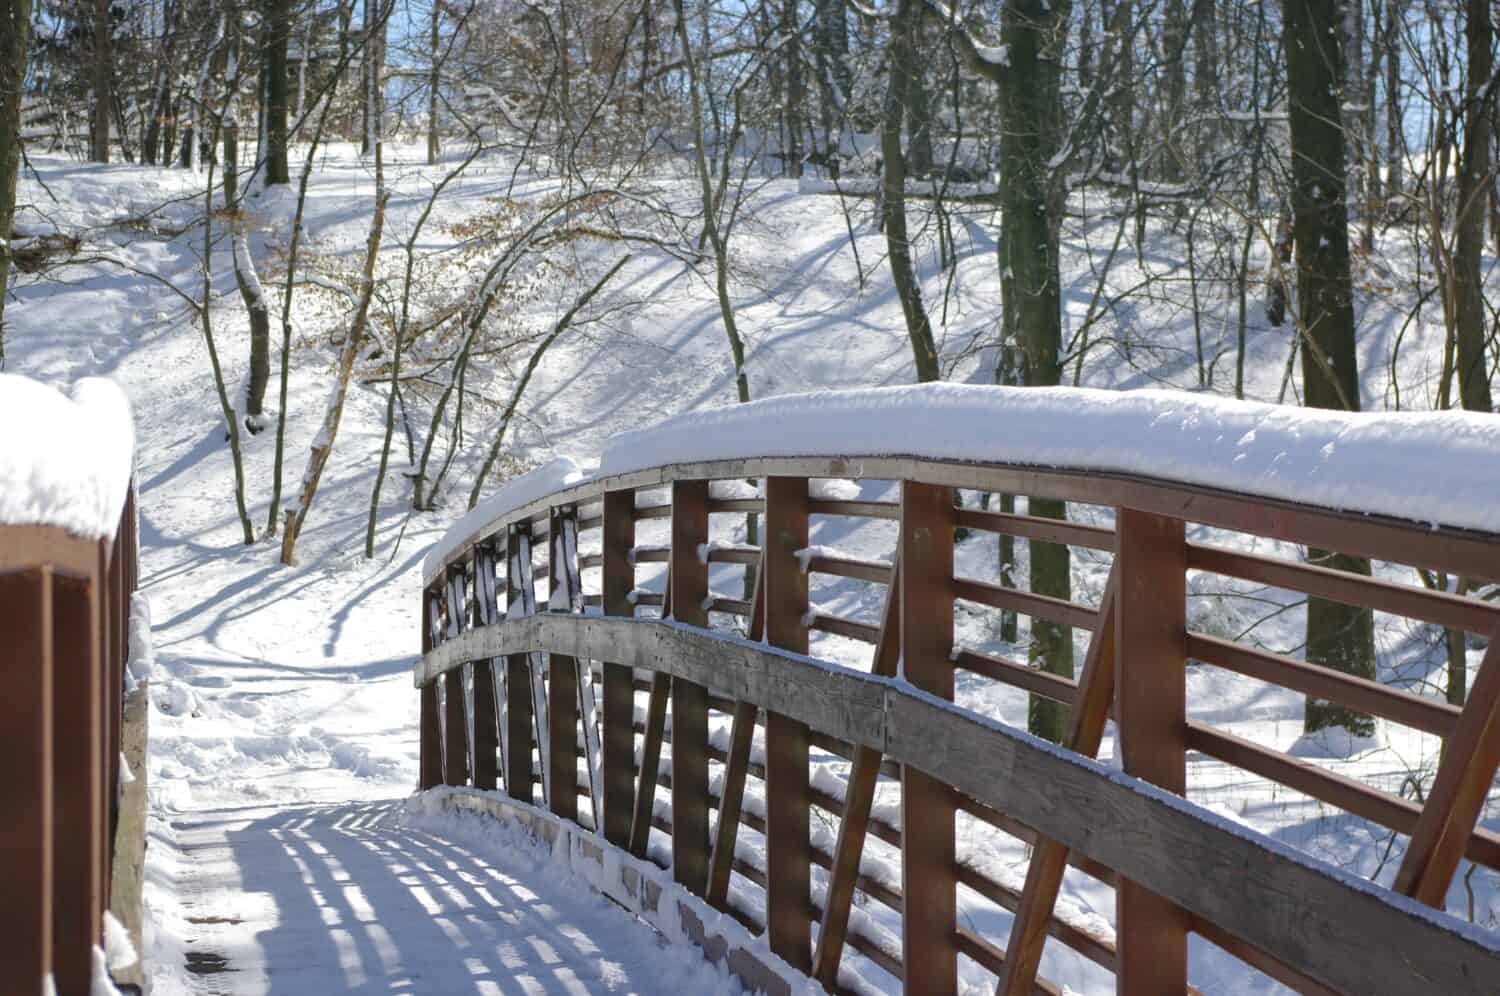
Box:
416;387;1500;995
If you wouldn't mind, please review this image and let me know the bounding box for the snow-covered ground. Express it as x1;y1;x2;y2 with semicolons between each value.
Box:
4;144;1496;995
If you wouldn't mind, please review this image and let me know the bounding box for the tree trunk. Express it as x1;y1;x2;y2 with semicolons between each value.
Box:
1452;0;1494;413
90;0;112;161
427;0;440;164
781;0;804;176
0;0;31;358
265;0;290;184
1001;0;1072;743
1343;0;1369;250
1285;0;1377;736
1191;0;1218;173
1383;0;1402;205
882;0;939;382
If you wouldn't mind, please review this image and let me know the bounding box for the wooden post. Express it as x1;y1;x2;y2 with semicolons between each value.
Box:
812;553;899;988
52;569;102;996
1394;637;1500;905
0;567;53;995
1113;507;1188;995
601;490;636;846
505;524;535;803
548;507;580;821
899;481;957;994
419;682;442;790
670;479;711;894
443;668;469;787
96;541;113;906
470;547;500;791
763;476;812;970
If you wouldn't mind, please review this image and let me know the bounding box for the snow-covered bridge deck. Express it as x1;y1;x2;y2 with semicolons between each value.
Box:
173;799;742;995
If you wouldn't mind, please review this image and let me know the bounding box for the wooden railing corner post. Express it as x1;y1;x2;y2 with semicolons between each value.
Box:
899;479;958;995
1113;506;1188;994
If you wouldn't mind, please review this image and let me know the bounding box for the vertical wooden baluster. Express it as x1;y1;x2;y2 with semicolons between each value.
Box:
419;586;443;790
900;480;956;994
560;511;603;828
670;479;711;894
517;525;551;804
764;476;813;969
0;567;54;995
628;552;673;858
53;568;102;996
96;541;113;905
443;667;469;787
471;548;500;792
997;569;1120;996
505;525;536;803
548;507;580;821
106;533;124;876
705;560;764;907
1113;508;1188;995
1394;635;1500;906
812;551;899;989
602;489;636;846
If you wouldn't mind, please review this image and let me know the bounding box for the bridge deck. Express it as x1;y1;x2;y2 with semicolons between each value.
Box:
171;800;736;996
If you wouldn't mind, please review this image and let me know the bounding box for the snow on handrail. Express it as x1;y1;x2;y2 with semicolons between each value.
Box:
0;373;135;541
427;384;1500;580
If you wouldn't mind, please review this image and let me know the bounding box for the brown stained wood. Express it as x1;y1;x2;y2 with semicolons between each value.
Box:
548;509;580;822
900;480;958;994
97;541;114;903
955;929;1065;996
1187;542;1500;634
1188;632;1459;737
419;681;443;790
0;568;53;995
602;489;636;846
953;648;1080;707
706;566;765;907
763;477;812;970
953;507;1116;552
505;525;535;804
52;570;102;996
670;479;711;894
812;552;900;990
803;553;893;584
1394;637;1500;905
1187;915;1338;996
807;498;900;520
953;577;1098;632
443;669;469;787
1113;508;1188;995
629;673;672;858
998;569;1120;996
808;613;881;644
471;661;499;791
955;865;1115;972
421;612;1500;994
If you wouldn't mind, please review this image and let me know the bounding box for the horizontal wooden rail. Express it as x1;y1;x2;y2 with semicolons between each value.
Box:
416;613;1500;995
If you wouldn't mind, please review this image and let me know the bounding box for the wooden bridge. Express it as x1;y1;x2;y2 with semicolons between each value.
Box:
419;434;1500;994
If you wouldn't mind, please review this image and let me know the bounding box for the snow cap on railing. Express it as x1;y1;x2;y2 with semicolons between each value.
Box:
0;373;135;540
598;384;1500;534
422;456;592;578
430;384;1500;582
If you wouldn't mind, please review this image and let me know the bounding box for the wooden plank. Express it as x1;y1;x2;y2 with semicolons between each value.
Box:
706;564;765;906
808;612;881;643
1188;632;1458;737
628;562;674;859
418;612;1500;995
1394;637;1500;905
443;669;469;786
0;568;53;996
1187;542;1500;635
601;489;636;847
953;507;1116;552
52;569;102;996
505;525;535;804
953;648;1080;707
670;479;711;894
812;552;900;990
556;510;603;828
419;681;442;790
899;480;958;994
1113;508;1188;995
953;577;1098;632
802;552;893;583
807;498;900;519
763;477;812;970
471;661;499;791
998;569;1119;995
548;509;580;822
515;527;551;806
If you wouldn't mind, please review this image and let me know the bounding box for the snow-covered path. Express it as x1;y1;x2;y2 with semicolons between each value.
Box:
170;799;742;995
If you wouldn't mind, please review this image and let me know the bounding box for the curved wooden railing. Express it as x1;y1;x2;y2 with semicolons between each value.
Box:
1;484;143;996
416;444;1500;995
